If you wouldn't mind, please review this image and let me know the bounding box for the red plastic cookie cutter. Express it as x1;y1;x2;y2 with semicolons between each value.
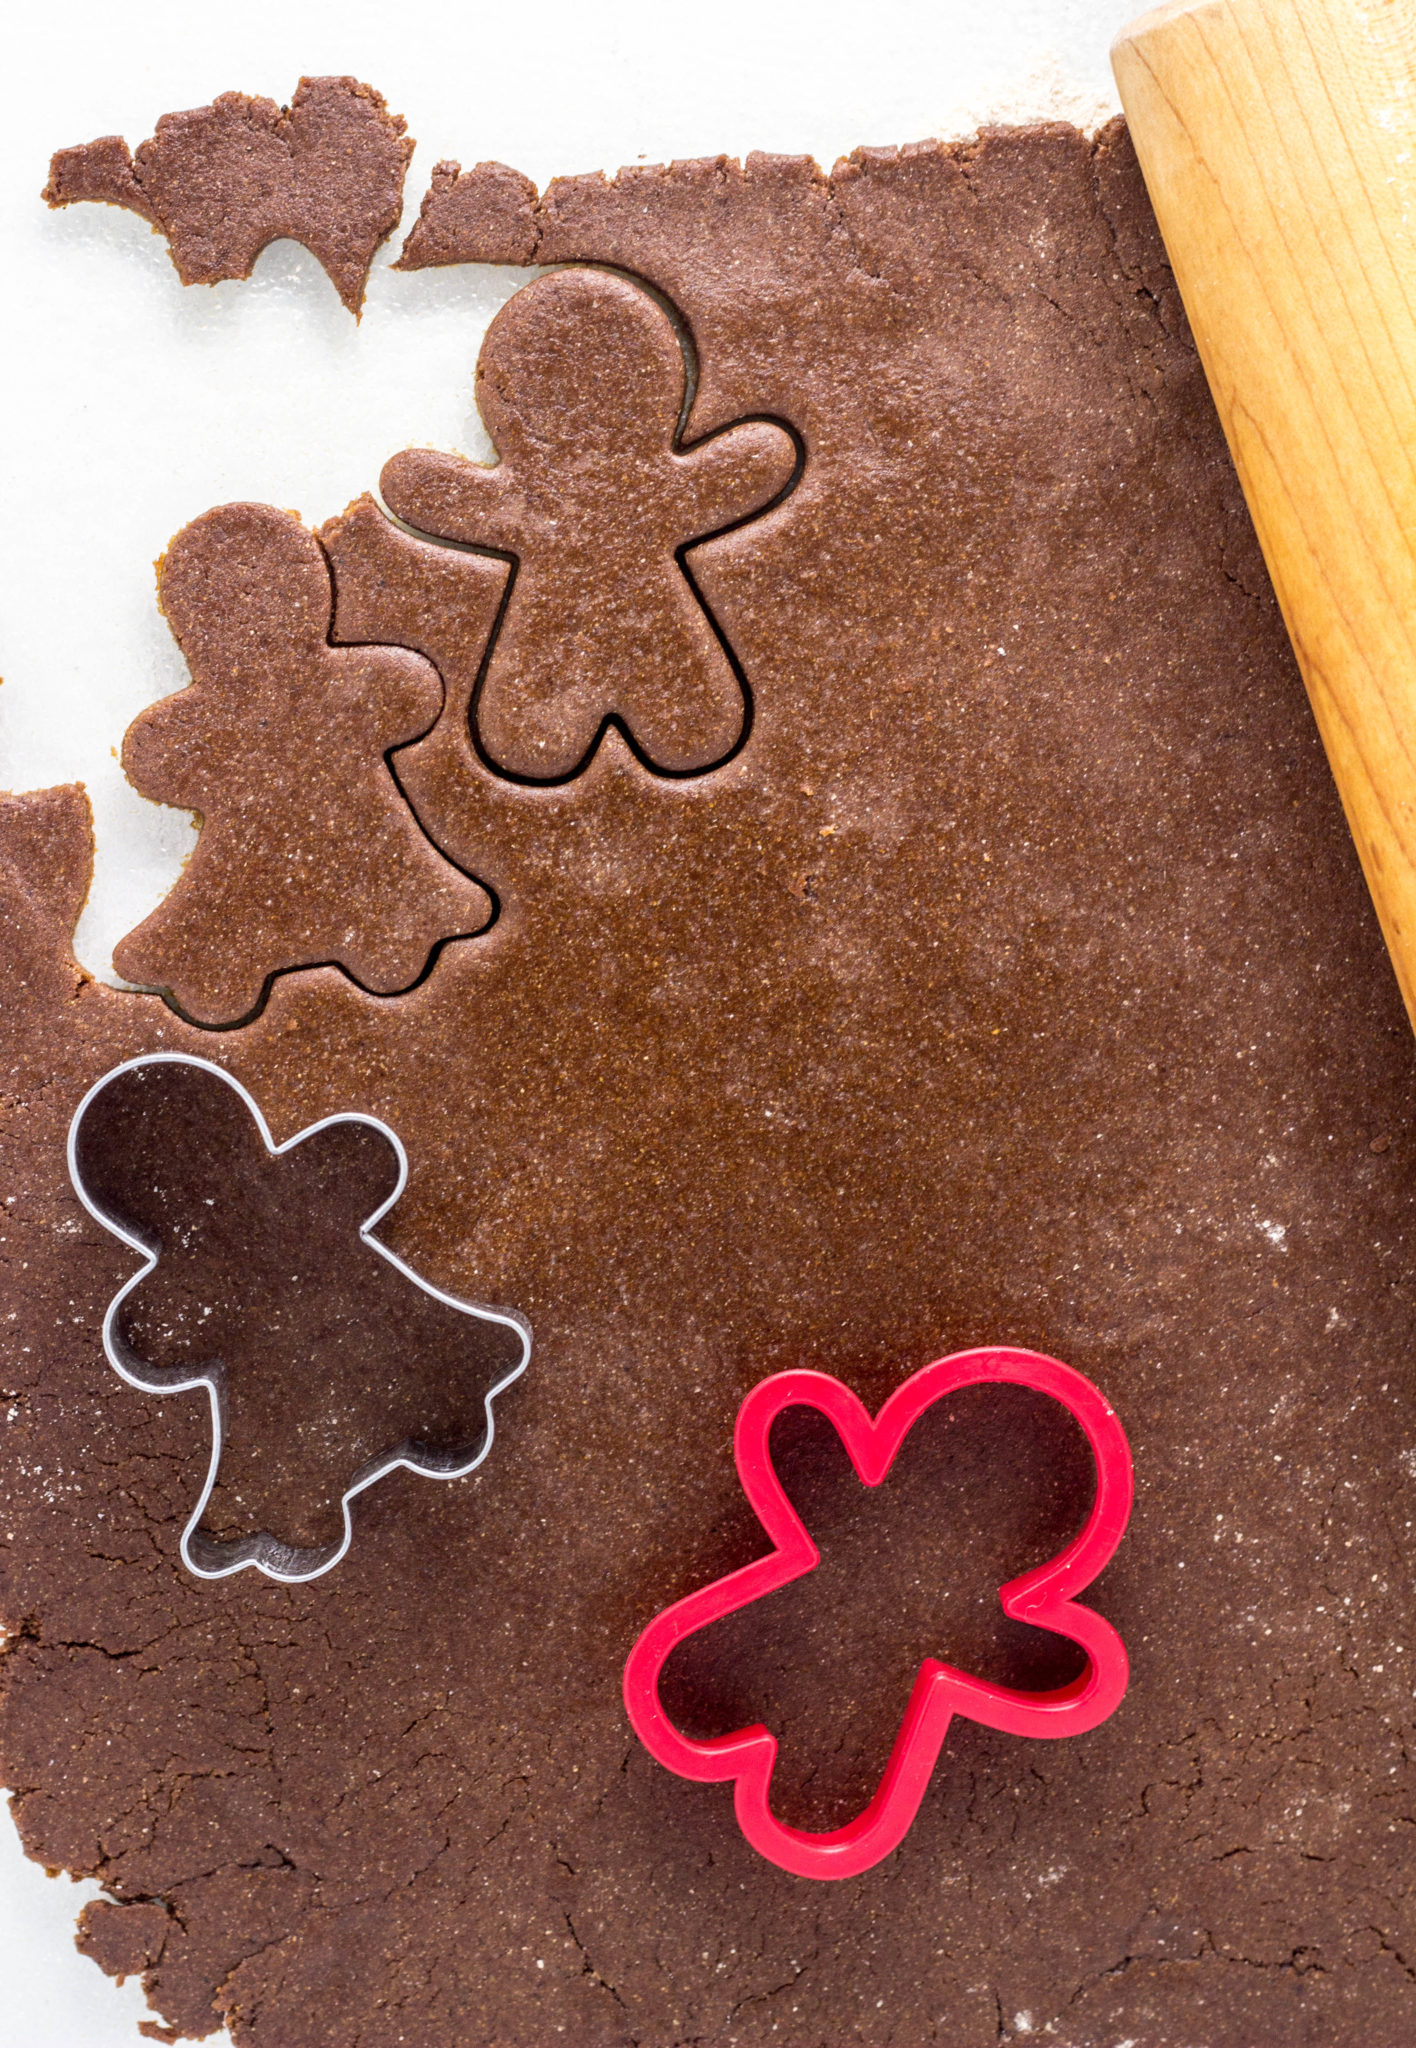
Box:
622;1346;1133;1880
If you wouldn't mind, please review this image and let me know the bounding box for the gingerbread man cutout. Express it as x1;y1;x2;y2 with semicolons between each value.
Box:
380;267;802;781
114;502;492;1025
70;1055;530;1580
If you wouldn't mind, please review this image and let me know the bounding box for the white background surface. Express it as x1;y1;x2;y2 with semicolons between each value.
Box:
0;2;1122;2039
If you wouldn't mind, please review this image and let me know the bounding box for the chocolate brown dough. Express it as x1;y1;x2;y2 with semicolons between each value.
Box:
44;76;412;314
381;267;800;780
71;1057;527;1570
114;502;491;1024
77;1894;174;1986
7;120;1416;2047
395;157;540;268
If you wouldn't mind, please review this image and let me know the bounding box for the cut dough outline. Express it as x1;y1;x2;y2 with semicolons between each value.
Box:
114;500;498;1032
67;1050;532;1582
384;262;807;787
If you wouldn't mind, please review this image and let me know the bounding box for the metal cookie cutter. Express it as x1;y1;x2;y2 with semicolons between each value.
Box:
623;1346;1133;1880
68;1051;531;1583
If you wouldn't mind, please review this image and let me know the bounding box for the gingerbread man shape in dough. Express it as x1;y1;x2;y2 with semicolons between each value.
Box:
381;267;801;781
70;1054;530;1581
115;502;492;1025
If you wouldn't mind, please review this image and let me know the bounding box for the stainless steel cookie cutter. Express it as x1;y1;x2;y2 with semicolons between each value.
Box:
67;1050;531;1583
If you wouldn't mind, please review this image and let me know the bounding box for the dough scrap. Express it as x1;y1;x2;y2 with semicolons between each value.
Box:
44;76;412;314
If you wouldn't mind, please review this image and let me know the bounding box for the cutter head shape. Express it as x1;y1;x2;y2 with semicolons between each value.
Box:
68;1052;531;1583
622;1346;1133;1880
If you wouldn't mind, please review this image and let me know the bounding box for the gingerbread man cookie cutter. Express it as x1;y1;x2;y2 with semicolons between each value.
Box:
623;1347;1133;1879
67;1051;531;1583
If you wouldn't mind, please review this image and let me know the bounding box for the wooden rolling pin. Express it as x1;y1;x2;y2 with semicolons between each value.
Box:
1113;0;1416;1027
